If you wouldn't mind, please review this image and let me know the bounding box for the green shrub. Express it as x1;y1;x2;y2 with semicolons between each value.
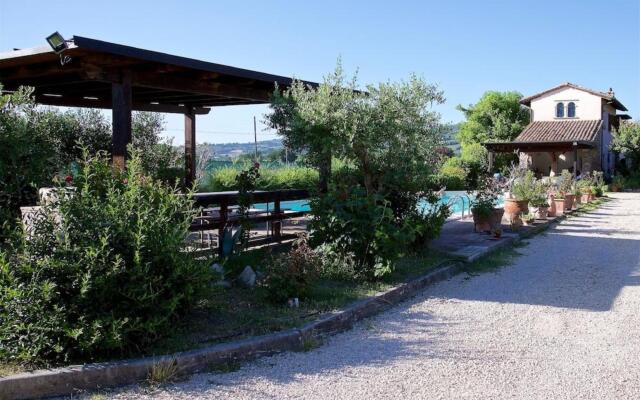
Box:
460;143;488;169
201;166;238;191
0;151;209;365
201;165;318;192
620;172;640;189
310;187;404;281
407;198;451;251
261;235;320;303
438;157;467;190
0;87;58;232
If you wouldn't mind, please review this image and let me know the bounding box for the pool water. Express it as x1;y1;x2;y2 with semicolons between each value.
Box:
253;200;311;213
253;191;504;216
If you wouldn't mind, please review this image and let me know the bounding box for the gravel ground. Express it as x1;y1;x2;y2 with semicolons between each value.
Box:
104;193;640;400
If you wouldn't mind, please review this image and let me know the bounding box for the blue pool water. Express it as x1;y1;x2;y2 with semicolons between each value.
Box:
253;191;504;216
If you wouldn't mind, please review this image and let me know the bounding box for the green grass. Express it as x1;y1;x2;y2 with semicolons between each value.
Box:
206;360;242;374
571;196;610;216
462;243;526;275
0;362;23;377
148;247;449;357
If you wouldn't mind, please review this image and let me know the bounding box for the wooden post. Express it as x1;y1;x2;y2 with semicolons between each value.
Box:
488;151;494;173
185;107;196;187
573;144;578;179
111;71;132;170
550;152;558;177
273;194;281;242
218;199;228;258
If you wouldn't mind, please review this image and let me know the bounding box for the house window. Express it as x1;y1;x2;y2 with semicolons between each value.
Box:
556;102;565;118
567;102;576;118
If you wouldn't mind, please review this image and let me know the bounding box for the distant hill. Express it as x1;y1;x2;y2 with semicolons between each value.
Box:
443;124;461;155
206;125;460;159
207;139;283;160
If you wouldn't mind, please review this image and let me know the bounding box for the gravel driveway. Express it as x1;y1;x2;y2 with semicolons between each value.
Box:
106;192;640;400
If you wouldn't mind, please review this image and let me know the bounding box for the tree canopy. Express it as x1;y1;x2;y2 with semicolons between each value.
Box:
611;121;640;168
266;64;446;195
456;91;530;145
455;91;530;172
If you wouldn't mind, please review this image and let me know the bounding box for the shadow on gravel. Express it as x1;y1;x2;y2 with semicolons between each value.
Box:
195;309;468;388
441;201;640;312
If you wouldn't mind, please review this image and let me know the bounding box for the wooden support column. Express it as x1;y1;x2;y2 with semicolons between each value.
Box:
573;144;578;179
273;195;282;242
550;152;558;177
184;107;196;187
488;151;494;173
218;199;228;259
111;71;132;170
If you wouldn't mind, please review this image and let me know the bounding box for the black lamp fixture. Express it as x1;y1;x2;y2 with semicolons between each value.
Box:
45;31;71;65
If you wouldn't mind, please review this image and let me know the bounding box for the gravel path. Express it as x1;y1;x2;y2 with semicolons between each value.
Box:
106;193;640;400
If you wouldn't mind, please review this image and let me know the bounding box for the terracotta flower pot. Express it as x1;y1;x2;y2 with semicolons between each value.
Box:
575;194;582;207
564;194;575;210
581;193;591;203
553;197;566;216
535;206;549;219
490;208;504;229
472;209;492;233
504;198;529;222
547;194;557;217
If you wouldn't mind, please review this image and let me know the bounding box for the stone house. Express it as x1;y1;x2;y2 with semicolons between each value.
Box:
485;82;630;177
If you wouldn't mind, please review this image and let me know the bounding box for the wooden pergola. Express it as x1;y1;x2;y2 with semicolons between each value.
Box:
0;35;318;185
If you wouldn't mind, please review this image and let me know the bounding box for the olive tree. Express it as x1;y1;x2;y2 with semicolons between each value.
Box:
267;65;446;200
266;65;449;279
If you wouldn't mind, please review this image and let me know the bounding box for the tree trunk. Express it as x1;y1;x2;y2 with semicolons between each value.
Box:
318;150;331;194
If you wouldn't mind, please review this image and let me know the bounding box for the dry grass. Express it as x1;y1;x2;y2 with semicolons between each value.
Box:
147;358;179;386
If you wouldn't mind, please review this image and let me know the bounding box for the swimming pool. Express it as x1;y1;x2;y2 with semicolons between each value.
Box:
253;191;504;217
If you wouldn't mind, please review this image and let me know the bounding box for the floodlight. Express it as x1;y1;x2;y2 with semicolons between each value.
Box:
46;32;72;66
46;32;68;54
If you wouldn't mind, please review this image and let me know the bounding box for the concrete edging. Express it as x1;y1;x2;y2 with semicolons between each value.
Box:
0;199;606;399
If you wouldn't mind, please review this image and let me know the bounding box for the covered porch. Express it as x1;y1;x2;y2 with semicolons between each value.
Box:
484;119;603;178
0;35;318;186
484;140;597;178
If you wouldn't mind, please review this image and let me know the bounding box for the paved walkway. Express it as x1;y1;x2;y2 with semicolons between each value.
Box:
107;193;640;400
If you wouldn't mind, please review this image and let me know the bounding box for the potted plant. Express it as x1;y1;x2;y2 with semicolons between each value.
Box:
522;212;536;226
572;184;582;209
593;171;605;197
528;180;550;219
557;170;575;211
492;226;502;239
611;175;625;192
530;197;550;219
470;175;502;233
504;167;535;223
577;176;594;203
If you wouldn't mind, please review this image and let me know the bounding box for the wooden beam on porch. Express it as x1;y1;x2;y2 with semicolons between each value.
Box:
130;72;273;102
33;93;211;114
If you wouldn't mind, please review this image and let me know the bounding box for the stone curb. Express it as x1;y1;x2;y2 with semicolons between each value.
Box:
0;199;606;400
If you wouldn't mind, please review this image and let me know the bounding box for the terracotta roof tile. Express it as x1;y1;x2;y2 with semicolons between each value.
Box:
515;120;602;143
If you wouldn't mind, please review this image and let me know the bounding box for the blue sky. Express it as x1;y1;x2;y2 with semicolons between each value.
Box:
1;0;638;144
